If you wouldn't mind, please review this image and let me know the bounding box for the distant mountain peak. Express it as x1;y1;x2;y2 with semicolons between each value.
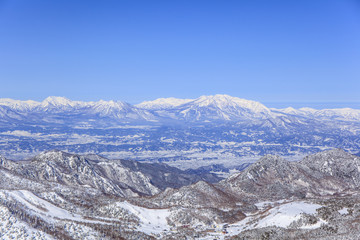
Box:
136;97;193;110
91;99;155;120
175;94;271;121
191;94;270;113
42;96;73;106
279;107;298;114
95;99;130;109
40;96;80;112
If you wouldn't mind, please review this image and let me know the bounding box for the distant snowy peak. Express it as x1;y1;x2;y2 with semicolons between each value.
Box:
136;97;194;110
191;94;270;113
92;100;132;112
39;96;85;111
177;94;272;121
42;96;73;106
298;107;318;113
90;100;156;121
276;107;300;115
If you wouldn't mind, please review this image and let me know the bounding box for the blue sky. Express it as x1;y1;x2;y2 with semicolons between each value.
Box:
0;0;359;107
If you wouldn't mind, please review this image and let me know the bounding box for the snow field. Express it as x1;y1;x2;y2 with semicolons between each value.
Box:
117;201;171;235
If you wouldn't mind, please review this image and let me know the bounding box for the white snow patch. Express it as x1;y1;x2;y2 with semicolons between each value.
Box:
338;207;348;215
255;201;322;228
6;190;118;225
136;97;193;110
117;201;171;234
224;201;324;237
8;190;81;222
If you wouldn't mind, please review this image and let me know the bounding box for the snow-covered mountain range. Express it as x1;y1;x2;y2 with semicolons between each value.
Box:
0;96;155;121
0;94;359;162
1;94;359;123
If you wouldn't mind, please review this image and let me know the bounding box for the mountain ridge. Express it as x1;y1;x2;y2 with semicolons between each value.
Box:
1;95;359;122
0;150;221;197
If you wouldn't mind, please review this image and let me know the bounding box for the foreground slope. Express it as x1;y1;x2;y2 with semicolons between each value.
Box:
2;149;360;239
135;149;360;238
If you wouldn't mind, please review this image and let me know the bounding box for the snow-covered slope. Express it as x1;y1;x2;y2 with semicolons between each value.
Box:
0;105;24;121
141;180;237;208
222;149;360;202
0;203;54;240
2;149;360;239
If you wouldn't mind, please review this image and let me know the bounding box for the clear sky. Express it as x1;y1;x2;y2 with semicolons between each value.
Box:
0;0;359;107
